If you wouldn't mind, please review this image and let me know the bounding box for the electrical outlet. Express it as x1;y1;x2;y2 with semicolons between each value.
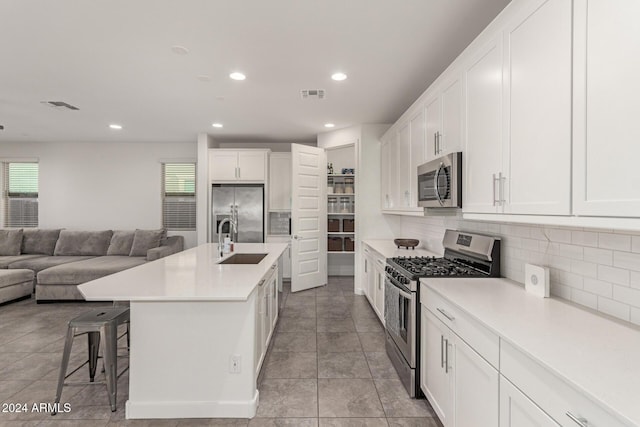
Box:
229;355;241;374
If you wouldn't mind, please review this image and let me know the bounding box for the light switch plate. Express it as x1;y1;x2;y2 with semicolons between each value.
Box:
525;264;549;298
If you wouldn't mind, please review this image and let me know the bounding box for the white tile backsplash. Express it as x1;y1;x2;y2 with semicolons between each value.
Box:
598;233;631;251
398;214;640;326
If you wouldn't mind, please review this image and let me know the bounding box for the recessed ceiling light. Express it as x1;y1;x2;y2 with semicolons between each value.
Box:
171;45;189;55
229;72;246;81
331;72;347;81
109;124;123;130
212;123;223;128
324;123;335;128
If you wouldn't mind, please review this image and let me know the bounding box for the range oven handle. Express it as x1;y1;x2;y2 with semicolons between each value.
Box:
434;162;445;207
386;276;413;300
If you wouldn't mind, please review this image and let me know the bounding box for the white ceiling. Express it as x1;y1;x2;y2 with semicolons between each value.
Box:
0;0;510;144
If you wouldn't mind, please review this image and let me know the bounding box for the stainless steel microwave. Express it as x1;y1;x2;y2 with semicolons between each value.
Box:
417;152;462;208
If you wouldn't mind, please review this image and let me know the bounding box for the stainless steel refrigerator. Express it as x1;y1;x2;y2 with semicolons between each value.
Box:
211;184;264;243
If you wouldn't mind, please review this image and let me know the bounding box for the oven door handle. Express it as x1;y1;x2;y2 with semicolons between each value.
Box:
387;278;413;300
434;162;445;207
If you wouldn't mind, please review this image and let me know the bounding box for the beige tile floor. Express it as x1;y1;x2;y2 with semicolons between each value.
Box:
0;277;442;426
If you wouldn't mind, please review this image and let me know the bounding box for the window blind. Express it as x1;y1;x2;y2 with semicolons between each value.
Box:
3;162;39;227
162;163;196;230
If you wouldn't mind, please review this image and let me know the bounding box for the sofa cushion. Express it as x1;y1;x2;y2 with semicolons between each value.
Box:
54;230;113;256
107;230;135;256
37;256;147;285
0;269;34;289
22;229;62;255
129;229;165;257
0;229;23;256
9;256;94;274
0;254;46;269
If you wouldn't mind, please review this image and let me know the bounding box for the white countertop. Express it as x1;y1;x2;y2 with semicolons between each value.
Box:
362;239;440;259
421;277;640;426
78;243;287;302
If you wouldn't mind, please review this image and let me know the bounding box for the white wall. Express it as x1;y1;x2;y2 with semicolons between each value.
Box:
397;213;640;326
0;141;197;248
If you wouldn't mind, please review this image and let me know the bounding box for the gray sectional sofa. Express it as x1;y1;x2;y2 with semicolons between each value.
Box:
0;228;184;302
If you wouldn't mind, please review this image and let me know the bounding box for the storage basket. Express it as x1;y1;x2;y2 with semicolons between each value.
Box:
343;219;355;232
328;219;340;232
344;237;354;251
328;237;343;252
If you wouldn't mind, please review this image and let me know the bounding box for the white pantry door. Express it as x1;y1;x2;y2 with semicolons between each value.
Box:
291;144;327;292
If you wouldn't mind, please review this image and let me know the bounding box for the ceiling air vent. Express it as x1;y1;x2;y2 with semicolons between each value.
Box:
300;89;326;100
41;101;80;111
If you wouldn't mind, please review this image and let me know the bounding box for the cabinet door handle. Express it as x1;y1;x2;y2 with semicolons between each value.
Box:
436;132;440;154
492;174;498;206
566;412;588;426
444;338;450;373
364;259;367;273
434;132;438;155
499;172;505;205
258;279;265;287
237;167;241;179
376;259;384;266
440;335;445;368
437;307;455;321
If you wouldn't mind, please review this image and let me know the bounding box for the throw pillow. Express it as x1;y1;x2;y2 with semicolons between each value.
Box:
107;230;135;256
129;229;165;257
0;229;23;256
21;229;62;255
53;230;113;256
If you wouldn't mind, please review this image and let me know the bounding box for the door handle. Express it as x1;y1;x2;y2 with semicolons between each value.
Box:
444;338;450;373
566;412;588;426
436;307;455;322
440;335;445;368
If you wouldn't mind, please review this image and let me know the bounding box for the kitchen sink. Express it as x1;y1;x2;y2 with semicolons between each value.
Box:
219;253;268;264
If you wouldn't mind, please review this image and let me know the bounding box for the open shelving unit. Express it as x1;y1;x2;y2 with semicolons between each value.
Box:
327;173;355;255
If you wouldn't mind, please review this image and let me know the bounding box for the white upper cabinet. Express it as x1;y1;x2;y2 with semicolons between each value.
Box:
464;0;572;216
425;95;442;161
502;0;572;215
268;152;291;211
397;121;412;208
424;75;464;161
440;78;464;157
464;36;504;214
409;108;426;206
380;137;391;209
573;0;640;217
209;149;267;182
209;150;238;182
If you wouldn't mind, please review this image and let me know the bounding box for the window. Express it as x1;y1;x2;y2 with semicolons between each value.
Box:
162;163;196;230
2;162;39;228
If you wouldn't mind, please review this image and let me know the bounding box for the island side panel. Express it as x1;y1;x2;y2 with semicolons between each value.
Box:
126;294;258;419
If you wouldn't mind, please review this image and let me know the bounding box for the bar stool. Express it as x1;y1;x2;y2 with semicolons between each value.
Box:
53;307;130;414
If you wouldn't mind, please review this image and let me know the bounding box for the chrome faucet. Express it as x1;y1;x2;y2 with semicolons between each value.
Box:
218;217;237;257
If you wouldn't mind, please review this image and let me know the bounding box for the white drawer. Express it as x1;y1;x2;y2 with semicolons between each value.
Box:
363;244;386;265
500;340;633;427
421;283;499;368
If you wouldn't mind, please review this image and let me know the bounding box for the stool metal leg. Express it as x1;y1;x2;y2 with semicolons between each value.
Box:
100;323;118;412
53;325;75;415
87;331;100;382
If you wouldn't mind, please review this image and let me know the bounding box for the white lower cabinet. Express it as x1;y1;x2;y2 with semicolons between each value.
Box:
501;340;631;427
453;336;499;427
421;309;453;425
254;263;278;378
500;375;560;427
420;307;499;427
363;244;385;324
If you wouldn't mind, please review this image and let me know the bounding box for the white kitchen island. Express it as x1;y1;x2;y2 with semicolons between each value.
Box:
78;242;287;420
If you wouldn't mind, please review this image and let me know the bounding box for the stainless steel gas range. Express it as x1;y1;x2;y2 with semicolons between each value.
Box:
384;229;501;397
